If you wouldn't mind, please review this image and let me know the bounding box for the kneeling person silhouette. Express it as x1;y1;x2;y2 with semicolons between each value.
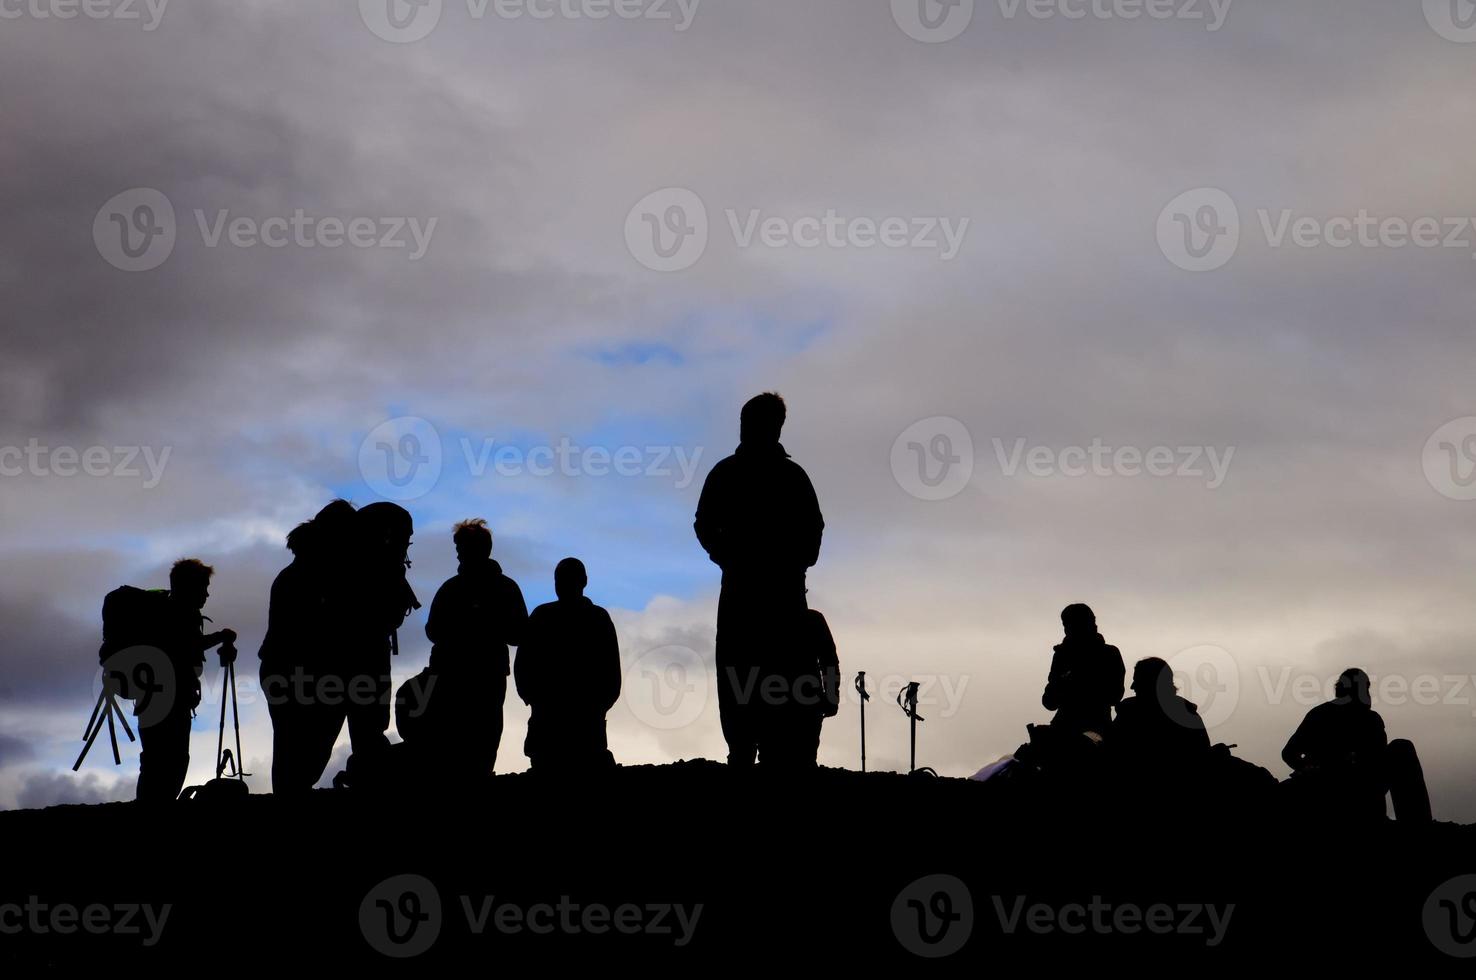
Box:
514;559;621;773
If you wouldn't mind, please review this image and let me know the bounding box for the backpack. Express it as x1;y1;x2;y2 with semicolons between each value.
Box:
99;585;170;665
356;502;422;652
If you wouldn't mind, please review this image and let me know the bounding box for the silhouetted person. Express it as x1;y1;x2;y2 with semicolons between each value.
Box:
751;608;841;769
259;500;357;796
107;559;236;803
694;393;824;766
1282;668;1431;822
336;501;421;785
514;558;621;773
1042;604;1125;736
419;519;527;775
1111;657;1211;774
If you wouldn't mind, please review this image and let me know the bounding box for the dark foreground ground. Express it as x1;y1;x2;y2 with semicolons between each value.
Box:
2;761;1474;971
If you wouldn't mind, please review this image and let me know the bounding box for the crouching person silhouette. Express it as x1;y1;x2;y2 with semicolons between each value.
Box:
751;608;840;769
694;393;824;766
100;559;237;803
1282;668;1432;823
259;501;357;796
415;519;527;777
514;559;621;773
1110;657;1211;783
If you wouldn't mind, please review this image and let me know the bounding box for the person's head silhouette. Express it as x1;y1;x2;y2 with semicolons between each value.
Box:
740;392;786;446
1060;603;1097;640
1333;667;1373;709
555;557;587;601
1132;656;1176;704
169;558;215;611
453;518;493;564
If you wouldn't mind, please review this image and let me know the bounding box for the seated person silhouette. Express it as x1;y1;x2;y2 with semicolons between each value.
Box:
1043;604;1125;738
750;607;841;769
1281;668;1431;822
1111;657;1211;778
514;558;621;773
415;519;528;776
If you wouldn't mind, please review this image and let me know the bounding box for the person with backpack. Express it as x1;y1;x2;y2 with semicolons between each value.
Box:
417;518;526;776
100;559;237;803
514;558;620;773
336;502;421;785
694;393;825;767
258;500;357;796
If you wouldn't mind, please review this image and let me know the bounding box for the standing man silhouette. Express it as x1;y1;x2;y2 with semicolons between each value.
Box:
695;393;825;766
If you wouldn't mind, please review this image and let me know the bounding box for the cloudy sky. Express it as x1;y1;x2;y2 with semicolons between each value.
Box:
2;0;1475;819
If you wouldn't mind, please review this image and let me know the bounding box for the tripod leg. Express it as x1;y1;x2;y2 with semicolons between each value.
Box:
82;688;105;742
73;695;109;771
114;699;135;743
106;701;121;766
216;663;229;780
229;663;245;780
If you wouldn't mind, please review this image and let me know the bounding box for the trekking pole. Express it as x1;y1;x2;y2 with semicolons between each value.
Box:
897;682;924;775
855;672;870;773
